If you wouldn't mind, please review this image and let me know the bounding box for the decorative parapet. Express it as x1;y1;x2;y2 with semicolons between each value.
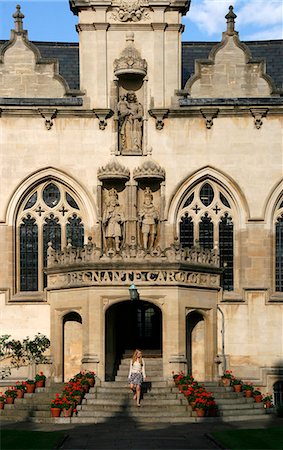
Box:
46;238;219;268
46;238;220;290
97;158;130;180
133;158;165;180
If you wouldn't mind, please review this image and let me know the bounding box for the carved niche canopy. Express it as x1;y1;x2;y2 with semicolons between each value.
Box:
97;158;130;181
114;32;147;78
111;0;150;22
133;159;165;181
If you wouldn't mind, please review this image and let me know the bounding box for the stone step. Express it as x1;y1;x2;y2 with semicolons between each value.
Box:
77;409;189;418
84;398;185;406
100;381;168;388
79;401;191;417
218;402;263;411
91;392;182;400
30;415;211;424
219;407;265;417
215;397;255;405
115;375;164;382
117;369;161;376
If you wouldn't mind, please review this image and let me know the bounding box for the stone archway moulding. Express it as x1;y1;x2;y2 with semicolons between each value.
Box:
4;167;97;228
264;178;283;227
166;166;250;227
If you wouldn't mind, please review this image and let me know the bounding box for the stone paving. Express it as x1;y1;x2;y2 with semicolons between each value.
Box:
1;415;282;449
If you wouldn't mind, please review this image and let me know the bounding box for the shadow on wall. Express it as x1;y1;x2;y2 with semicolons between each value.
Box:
273;360;283;414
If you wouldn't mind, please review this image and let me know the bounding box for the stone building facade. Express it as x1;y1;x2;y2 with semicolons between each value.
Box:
0;1;282;395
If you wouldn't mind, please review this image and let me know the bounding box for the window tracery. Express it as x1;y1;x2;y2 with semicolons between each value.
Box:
275;196;283;292
178;181;234;290
17;181;85;293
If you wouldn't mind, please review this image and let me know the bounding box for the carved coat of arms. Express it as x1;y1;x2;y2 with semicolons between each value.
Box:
111;0;149;22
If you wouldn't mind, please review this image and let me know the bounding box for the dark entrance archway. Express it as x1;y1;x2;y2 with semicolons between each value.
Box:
105;300;162;380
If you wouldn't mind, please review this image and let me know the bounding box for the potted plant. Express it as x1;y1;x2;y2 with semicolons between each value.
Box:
253;389;262;403
50;394;63;417
35;372;46;388
84;370;96;387
15;381;27;398
5;387;17;404
242;382;254;397
0;392;6;409
262;393;273;409
63;381;84;405
221;370;233;387
61;395;75;417
231;378;242;393
25;379;36;393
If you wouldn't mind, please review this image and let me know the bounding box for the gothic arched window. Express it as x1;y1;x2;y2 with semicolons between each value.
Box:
178;181;234;291
17;181;85;293
275;197;283;292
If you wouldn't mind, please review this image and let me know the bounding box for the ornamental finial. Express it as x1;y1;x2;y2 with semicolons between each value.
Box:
13;4;25;33
225;5;237;35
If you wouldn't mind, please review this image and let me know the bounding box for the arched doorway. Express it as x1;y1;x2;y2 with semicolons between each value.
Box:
63;312;82;381
186;311;205;380
105;300;162;380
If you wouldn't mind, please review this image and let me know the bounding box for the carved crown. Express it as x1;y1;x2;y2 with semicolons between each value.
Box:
133;159;165;180
97;159;130;181
114;32;147;78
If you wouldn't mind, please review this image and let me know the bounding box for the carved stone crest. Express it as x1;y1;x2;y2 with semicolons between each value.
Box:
111;0;149;22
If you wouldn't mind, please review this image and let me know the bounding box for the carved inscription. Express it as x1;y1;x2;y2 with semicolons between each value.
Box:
51;269;219;289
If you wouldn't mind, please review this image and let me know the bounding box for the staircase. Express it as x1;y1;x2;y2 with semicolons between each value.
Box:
203;382;267;422
0;357;269;424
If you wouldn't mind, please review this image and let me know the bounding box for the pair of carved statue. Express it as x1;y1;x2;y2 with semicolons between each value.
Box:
117;91;143;153
103;187;159;252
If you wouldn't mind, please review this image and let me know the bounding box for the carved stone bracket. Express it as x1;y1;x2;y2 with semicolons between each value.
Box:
200;108;219;129
148;109;169;130
250;108;268;129
38;109;57;130
93;109;114;130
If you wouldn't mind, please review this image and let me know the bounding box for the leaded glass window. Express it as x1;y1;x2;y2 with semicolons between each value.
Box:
200;183;214;206
178;181;234;290
276;215;283;292
20;215;38;291
199;213;213;249
17;181;85;293
219;213;234;291
66;214;84;248
180;214;194;248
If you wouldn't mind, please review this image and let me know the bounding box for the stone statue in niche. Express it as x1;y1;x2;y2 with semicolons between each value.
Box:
138;187;159;250
117;91;143;154
103;188;125;252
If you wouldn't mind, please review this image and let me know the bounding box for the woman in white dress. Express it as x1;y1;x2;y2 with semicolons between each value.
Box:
128;349;146;407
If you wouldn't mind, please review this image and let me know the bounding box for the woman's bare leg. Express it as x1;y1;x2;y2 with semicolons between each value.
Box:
136;385;141;406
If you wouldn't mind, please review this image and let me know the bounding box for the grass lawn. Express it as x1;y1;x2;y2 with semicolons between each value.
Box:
211;427;283;450
1;429;67;450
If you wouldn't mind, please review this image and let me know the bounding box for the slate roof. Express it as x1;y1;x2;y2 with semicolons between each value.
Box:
0;39;282;93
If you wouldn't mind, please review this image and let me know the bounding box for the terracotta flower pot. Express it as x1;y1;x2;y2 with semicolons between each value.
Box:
254;395;262;403
6;397;14;404
26;384;35;394
195;408;205;417
244;390;253;397
36;380;45;388
50;407;61;417
0;402;4;409
233;384;242;393
62;407;73;417
222;378;230;387
88;378;95;387
73;395;82;405
16;389;24;399
265;401;271;408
